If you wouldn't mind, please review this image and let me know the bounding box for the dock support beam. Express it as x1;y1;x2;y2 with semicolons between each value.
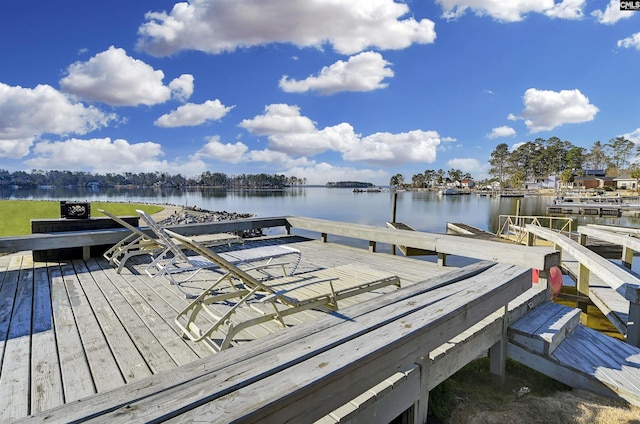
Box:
437;253;447;267
577;263;590;315
415;357;431;424
489;305;508;388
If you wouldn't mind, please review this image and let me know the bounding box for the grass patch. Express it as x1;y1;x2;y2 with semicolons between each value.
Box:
0;200;163;236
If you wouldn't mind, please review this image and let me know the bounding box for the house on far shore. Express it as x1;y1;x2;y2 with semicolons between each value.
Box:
86;181;101;189
524;175;556;190
615;174;639;191
460;179;475;189
565;176;616;191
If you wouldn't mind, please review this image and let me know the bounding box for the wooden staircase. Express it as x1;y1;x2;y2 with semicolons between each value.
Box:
508;302;640;406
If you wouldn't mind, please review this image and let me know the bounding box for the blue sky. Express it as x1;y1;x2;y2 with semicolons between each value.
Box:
1;1;639;185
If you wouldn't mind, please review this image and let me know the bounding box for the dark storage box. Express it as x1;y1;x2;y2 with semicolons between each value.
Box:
60;201;91;219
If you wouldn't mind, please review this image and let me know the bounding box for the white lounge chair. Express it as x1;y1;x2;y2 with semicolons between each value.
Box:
100;208;243;274
100;209;166;273
169;230;401;352
136;210;302;298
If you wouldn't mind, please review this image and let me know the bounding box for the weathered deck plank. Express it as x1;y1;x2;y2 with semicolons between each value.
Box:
30;263;62;415
49;263;96;403
62;261;124;393
0;258;33;421
83;259;199;367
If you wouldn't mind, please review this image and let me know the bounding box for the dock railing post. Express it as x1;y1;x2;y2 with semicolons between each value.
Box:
622;245;634;270
577;263;590;315
391;191;398;256
626;287;640;346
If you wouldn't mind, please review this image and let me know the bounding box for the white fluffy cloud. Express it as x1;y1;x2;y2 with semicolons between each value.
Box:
621;128;640;144
239;104;440;165
437;0;584;22
24;137;206;176
137;0;436;56
279;52;394;95
487;126;516;139
618;32;640;50
195;136;249;163
0;83;116;159
155;100;234;127
343;130;440;165
592;0;634;24
508;88;598;133
59;46;194;106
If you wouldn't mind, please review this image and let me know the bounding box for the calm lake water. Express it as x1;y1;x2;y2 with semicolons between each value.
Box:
3;186;639;235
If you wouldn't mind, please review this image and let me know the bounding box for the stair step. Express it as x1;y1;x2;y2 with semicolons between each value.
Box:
509;302;581;355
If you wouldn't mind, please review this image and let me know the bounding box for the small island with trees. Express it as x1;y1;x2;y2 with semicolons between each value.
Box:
325;181;375;188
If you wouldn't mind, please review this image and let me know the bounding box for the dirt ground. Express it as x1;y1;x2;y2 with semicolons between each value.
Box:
436;358;640;424
449;390;640;424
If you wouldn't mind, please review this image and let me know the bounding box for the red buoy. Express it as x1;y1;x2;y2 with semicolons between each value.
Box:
549;266;563;300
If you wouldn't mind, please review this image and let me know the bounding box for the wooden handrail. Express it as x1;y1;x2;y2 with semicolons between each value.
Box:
286;216;560;271
0;217;289;253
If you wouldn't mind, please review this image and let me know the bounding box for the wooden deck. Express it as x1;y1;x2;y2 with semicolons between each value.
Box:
0;235;457;422
0;215;567;422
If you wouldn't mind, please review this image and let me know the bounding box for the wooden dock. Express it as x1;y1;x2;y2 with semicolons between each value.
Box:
6;215;640;422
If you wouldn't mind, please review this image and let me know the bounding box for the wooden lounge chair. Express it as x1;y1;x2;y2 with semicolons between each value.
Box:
169;230;401;352
136;210;302;298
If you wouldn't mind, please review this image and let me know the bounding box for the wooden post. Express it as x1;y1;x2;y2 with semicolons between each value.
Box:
321;233;327;243
577;263;590;315
391;192;398;256
622;246;634;270
627;302;640;347
526;230;535;247
415;356;431;424
489;304;508;388
369;240;377;253
579;233;587;246
437;252;447;267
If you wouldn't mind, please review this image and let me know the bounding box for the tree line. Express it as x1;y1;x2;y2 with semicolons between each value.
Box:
489;136;639;187
389;136;640;188
0;169;307;189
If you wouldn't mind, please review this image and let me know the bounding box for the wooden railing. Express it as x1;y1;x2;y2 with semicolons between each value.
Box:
0;215;561;272
285;216;560;271
0;216;290;254
497;215;573;245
